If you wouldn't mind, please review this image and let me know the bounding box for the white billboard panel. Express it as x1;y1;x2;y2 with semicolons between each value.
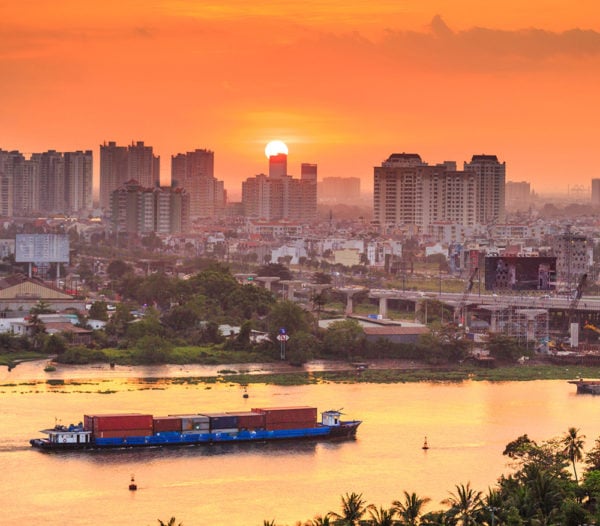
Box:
15;234;70;263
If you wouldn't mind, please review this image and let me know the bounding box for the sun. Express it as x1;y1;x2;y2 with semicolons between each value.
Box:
265;140;288;158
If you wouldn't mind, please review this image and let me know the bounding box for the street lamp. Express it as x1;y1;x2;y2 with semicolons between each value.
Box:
486;506;498;526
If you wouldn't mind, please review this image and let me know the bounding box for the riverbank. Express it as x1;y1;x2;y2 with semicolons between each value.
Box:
3;357;600;387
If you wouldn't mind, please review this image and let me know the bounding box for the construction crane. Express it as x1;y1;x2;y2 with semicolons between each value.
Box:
454;266;479;327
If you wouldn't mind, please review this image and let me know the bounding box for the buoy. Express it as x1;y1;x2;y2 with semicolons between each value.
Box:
422;436;429;450
129;475;137;491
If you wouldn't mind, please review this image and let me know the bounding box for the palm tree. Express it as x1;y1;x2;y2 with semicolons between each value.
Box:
304;515;333;526
392;491;431;526
157;518;183;526
366;504;396;526
329;492;368;525
562;426;585;484
442;482;483;526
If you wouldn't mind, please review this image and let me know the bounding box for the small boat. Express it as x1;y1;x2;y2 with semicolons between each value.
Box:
30;406;361;451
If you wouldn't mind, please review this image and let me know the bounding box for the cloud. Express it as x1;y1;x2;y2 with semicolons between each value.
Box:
379;16;600;71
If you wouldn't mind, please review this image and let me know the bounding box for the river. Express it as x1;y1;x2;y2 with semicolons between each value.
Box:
1;361;598;525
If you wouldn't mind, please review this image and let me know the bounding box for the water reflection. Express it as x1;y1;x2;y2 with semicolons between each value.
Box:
45;439;330;464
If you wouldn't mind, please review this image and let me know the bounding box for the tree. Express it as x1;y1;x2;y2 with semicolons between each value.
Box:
585;437;600;471
322;319;366;360
442;483;483;526
28;312;47;350
486;333;528;363
392;491;431;526
106;259;133;280
157;518;183;526
88;301;108;321
329;492;368;525
266;301;312;342
562;427;585;485
287;331;320;366
30;300;54;315
256;262;293;281
365;504;396;526
43;334;67;355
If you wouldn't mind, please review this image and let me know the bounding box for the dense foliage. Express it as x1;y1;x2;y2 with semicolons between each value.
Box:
0;261;533;368
252;428;600;525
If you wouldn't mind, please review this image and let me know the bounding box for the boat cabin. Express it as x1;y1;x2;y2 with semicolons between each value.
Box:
41;424;92;446
322;410;343;427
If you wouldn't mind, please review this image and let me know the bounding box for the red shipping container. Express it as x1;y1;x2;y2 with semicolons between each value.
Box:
227;411;266;429
88;414;154;432
96;428;152;438
153;417;182;433
252;407;317;425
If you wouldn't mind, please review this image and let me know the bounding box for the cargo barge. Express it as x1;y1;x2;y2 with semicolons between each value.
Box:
29;406;361;450
568;379;600;394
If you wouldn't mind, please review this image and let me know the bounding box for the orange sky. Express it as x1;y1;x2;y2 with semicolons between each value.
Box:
2;1;600;198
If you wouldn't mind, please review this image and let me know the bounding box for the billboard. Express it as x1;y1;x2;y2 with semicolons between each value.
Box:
484;256;556;291
15;234;70;263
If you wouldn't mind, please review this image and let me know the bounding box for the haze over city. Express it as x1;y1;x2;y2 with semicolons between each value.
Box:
2;1;600;195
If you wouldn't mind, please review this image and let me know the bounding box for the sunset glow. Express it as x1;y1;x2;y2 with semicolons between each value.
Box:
265;140;288;159
2;1;600;194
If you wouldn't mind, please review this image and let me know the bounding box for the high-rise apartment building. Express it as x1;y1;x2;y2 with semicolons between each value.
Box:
128;141;160;189
505;181;532;210
242;155;317;222
592;178;600;207
111;180;190;236
100;141;159;210
269;153;287;179
464;154;506;223
100;142;128;209
373;153;504;230
171;149;226;218
33;150;65;214
554;228;591;291
64;151;93;215
0;150;23;216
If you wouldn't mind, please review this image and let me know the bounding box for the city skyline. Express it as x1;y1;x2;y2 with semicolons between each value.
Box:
2;2;600;194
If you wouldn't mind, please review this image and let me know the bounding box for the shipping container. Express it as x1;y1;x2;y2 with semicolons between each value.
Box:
181;416;210;431
85;414;153;432
153;416;182;433
200;413;239;430
226;411;266;430
96;428;152;438
251;407;317;425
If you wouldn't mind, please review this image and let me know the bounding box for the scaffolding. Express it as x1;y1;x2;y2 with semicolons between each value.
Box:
479;304;549;349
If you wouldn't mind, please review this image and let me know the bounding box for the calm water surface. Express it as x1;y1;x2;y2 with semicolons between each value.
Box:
1;362;598;525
